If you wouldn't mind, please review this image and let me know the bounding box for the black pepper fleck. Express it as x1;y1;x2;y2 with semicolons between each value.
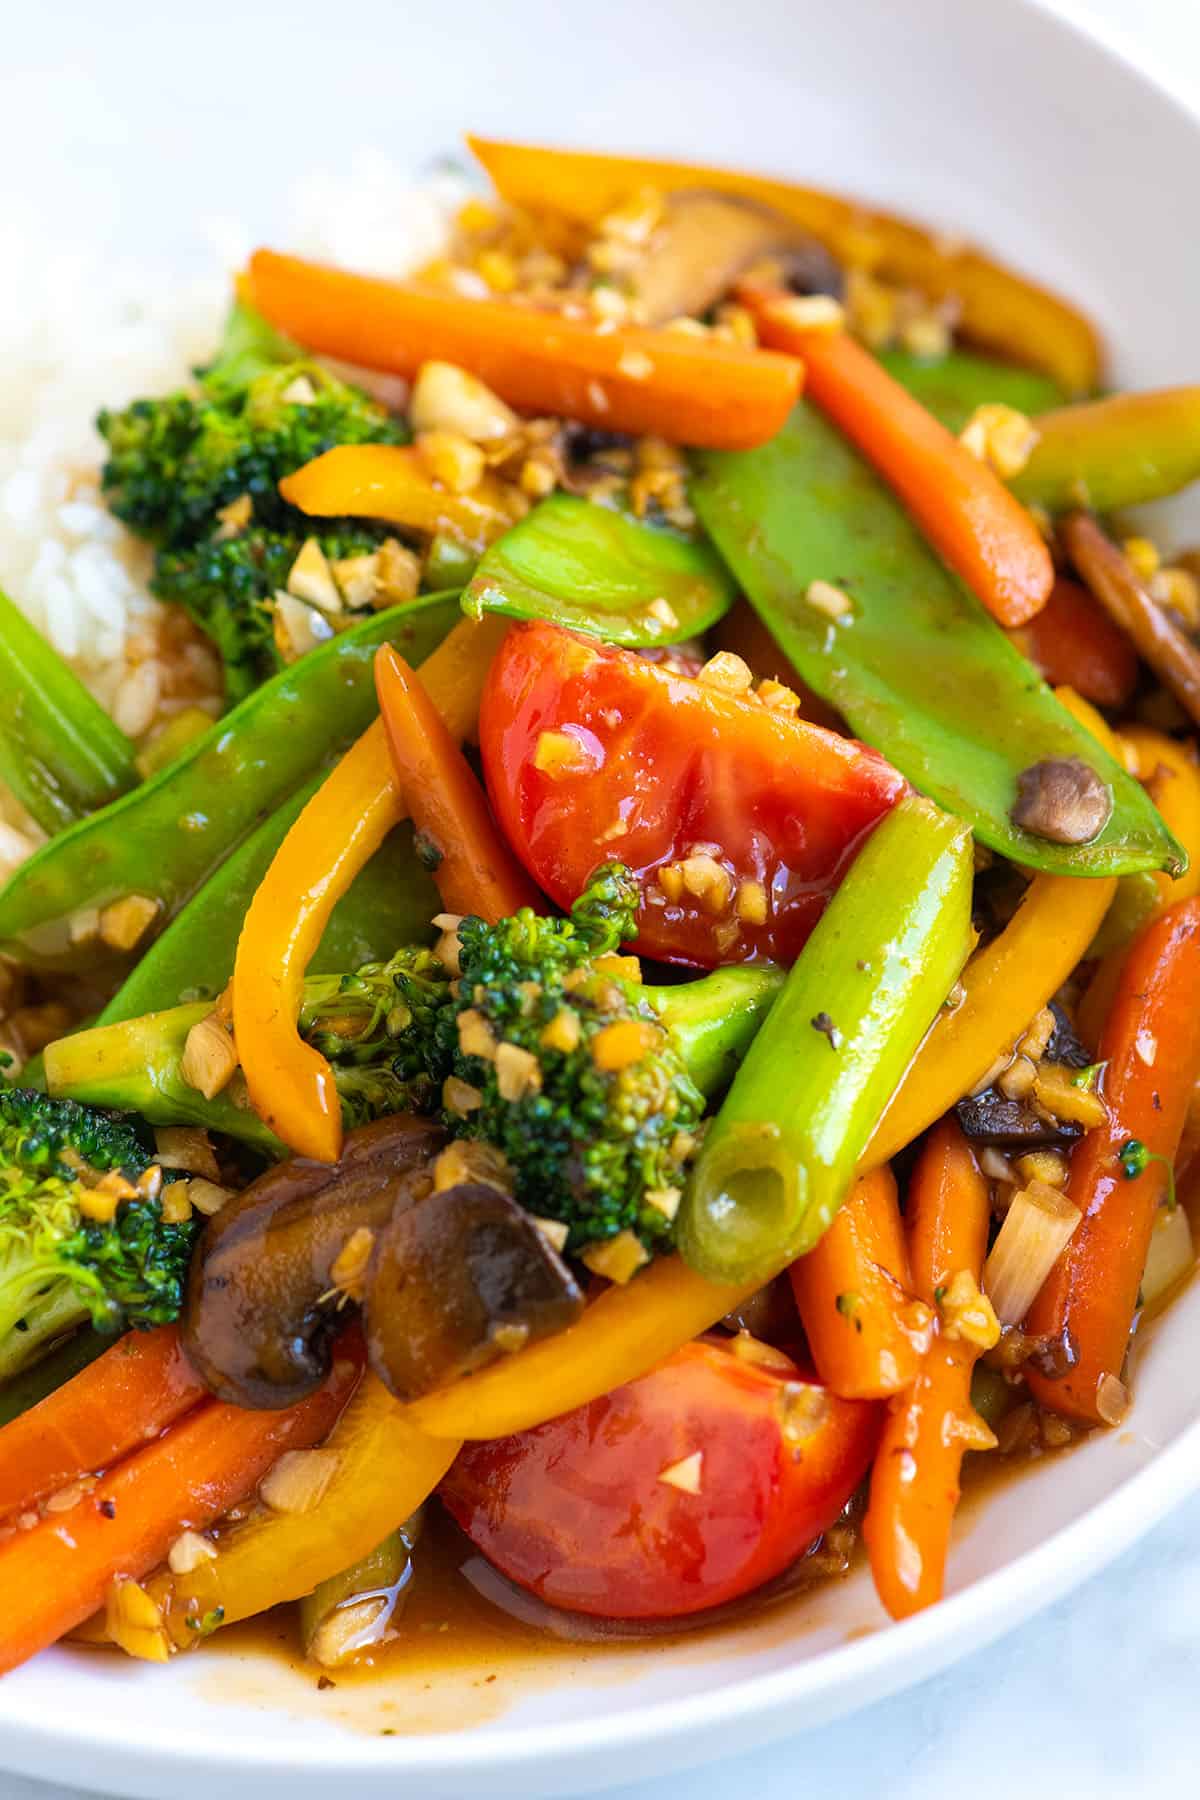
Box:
317;1676;336;1691
98;1498;116;1520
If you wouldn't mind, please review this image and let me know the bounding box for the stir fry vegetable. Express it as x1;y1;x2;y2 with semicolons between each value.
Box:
464;493;736;645
0;594;460;975
691;407;1181;876
0;588;138;835
480;619;908;965
681;796;973;1282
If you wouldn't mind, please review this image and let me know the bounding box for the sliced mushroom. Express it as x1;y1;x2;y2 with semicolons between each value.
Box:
364;1182;584;1402
183;1114;446;1409
955;1089;1084;1152
1064;510;1200;729
625;191;841;326
1010;756;1113;845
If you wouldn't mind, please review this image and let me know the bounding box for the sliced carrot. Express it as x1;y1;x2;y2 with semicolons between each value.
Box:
232;615;508;1163
863;1119;993;1619
0;1353;359;1677
0;1328;204;1524
246;250;803;450
741;292;1054;629
1007;576;1138;709
1026;898;1200;1424
374;644;541;924
789;1166;929;1399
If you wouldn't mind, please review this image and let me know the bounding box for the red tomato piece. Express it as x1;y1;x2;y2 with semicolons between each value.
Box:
440;1339;881;1620
479;621;908;966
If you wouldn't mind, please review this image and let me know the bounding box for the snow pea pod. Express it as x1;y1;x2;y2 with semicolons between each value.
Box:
0;592;460;974
877;349;1064;433
463;493;735;646
0;586;138;834
691;406;1181;877
1011;388;1200;515
96;779;438;1025
680;796;974;1285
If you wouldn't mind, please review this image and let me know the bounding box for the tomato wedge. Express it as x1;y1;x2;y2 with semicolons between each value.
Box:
479;622;908;965
440;1339;880;1619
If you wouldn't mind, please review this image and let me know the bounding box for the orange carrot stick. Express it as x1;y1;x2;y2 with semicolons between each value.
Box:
246;250;804;451
1007;575;1138;709
863;1118;993;1619
374;644;541;924
0;1327;204;1524
741;292;1054;628
1026;898;1200;1424
0;1354;359;1677
232;615;508;1163
789;1166;930;1399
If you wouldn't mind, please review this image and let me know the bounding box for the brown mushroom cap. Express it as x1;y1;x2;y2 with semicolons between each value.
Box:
364;1182;584;1403
183;1114;446;1409
627;191;841;325
1010;756;1113;845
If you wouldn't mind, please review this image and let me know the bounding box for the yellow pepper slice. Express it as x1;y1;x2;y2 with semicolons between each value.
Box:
281;445;515;554
145;1373;459;1646
232;615;508;1162
468;136;1102;395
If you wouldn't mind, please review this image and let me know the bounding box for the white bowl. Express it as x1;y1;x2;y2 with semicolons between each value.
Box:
3;0;1200;1793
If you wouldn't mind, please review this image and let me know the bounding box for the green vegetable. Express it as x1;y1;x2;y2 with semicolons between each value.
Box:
0;592;460;974
299;1526;417;1668
0;1327;110;1428
464;493;735;645
1010;388;1200;515
97;298;407;699
878;348;1064;433
96;779;438;1026
0;1088;199;1382
679;796;974;1285
48;868;784;1254
153;521;395;705
0;587;138;835
691;405;1181;877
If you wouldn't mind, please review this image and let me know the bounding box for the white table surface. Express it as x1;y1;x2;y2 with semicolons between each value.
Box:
7;1;1200;1796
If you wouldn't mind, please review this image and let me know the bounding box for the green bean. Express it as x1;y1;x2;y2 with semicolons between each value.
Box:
679;797;974;1285
0;592;460;973
0;587;138;834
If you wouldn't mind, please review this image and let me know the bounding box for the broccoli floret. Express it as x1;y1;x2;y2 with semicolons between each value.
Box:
0;1088;199;1383
95;300;406;699
152;521;390;703
300;945;456;1131
444;865;703;1252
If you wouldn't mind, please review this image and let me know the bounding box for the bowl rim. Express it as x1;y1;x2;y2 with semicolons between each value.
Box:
4;0;1200;1789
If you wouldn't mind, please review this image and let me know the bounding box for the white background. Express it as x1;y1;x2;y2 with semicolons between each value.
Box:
5;0;1200;1795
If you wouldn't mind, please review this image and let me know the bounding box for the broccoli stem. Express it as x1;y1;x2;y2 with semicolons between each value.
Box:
646;965;784;1097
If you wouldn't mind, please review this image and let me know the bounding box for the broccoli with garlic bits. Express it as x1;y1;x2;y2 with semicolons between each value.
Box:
97;301;406;700
0;1088;198;1383
46;868;783;1258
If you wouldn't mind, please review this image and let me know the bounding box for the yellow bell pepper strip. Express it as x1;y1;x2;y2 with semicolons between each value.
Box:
1079;726;1200;1048
142;1372;460;1649
1012;387;1200;515
742;291;1054;628
467;136;1103;395
374;644;542;922
232;615;509;1163
246;250;804;451
867;867;1117;1169
280;444;514;555
403;1252;759;1441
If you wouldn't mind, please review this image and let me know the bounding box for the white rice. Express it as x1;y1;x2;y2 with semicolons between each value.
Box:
0;152;471;875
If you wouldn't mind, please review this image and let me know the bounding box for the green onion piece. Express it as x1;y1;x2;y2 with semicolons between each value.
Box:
0;587;138;834
679;796;974;1285
464;492;735;646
